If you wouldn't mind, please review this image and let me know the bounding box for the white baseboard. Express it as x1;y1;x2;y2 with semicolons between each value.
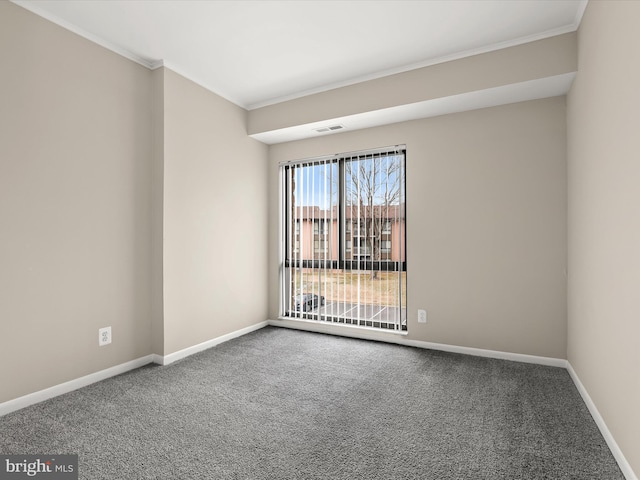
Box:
0;355;154;417
2;319;635;480
154;321;269;366
399;338;568;367
267;319;567;367
566;362;638;480
269;319;636;478
1;321;270;416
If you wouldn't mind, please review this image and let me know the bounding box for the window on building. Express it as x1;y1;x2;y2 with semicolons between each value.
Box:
280;146;406;331
314;239;328;252
313;220;329;235
353;238;370;258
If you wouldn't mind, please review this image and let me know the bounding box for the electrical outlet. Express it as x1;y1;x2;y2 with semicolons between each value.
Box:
418;309;427;324
98;326;112;346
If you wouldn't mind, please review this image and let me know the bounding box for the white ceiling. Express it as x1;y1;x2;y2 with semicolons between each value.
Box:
15;0;587;111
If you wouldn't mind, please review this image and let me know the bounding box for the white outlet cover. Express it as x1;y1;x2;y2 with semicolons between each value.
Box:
99;326;112;346
418;310;427;323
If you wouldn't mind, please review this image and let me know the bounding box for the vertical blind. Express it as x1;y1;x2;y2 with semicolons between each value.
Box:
280;146;406;331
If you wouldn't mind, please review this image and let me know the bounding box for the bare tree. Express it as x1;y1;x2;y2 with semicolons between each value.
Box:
344;156;404;279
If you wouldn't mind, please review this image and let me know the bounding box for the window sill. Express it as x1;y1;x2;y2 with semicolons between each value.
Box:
275;316;408;336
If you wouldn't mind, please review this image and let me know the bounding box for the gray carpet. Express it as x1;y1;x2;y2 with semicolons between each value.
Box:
0;326;624;479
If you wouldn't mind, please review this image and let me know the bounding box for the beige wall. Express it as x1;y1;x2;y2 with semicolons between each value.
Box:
0;2;270;403
567;0;640;475
269;97;567;359
0;2;153;402
162;69;268;355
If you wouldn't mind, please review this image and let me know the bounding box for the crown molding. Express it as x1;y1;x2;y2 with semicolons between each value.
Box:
11;0;587;114
574;0;589;27
12;0;155;69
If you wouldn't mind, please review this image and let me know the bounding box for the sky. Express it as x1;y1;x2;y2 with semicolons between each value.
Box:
291;154;404;208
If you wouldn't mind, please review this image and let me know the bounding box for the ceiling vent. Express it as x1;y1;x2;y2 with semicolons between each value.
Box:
314;124;345;134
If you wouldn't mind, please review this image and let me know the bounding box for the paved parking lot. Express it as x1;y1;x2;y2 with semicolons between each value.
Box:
312;301;406;324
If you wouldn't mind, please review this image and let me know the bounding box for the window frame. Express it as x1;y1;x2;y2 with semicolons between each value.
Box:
279;145;407;331
282;159;406;274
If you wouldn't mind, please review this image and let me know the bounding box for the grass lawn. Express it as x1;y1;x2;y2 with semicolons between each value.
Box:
291;270;406;306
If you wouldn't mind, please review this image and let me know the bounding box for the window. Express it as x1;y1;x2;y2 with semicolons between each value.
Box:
280;146;406;331
314;239;328;252
353;238;370;258
313;220;328;235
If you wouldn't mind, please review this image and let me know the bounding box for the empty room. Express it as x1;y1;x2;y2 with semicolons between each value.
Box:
0;0;638;478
